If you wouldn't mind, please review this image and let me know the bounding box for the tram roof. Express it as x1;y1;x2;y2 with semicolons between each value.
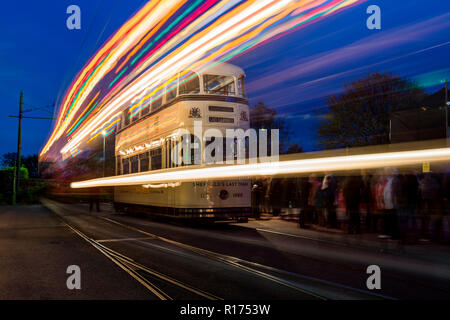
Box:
189;62;245;78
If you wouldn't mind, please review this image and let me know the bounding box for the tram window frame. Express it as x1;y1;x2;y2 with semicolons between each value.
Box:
165;80;178;103
139;152;149;172
205;136;226;163
221;137;240;162
167;140;172;168
124;109;130;127
150;148;162;171
180;134;200;166
122;158;130;175
140;103;150;117
192;134;201;165
130;155;139;173
131;112;138;123
203;74;236;96
116;156;122;175
152;94;163;112
179;71;200;95
237;75;246;98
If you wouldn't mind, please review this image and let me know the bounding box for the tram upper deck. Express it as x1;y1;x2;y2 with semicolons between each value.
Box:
115;62;250;175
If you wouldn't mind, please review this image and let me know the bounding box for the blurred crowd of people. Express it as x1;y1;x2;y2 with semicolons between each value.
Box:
251;168;450;243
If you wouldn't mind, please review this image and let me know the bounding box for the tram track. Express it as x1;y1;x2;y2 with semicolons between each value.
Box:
100;216;395;300
42;198;395;300
60;217;222;300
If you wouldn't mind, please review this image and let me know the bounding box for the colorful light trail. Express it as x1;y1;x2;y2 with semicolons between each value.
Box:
41;0;363;160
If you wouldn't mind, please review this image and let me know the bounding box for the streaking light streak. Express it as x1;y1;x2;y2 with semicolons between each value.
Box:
41;0;363;159
71;147;450;188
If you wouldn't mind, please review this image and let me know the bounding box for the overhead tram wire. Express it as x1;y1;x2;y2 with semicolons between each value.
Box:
54;0;107;118
53;0;121;143
91;0;121;54
22;102;55;114
9;102;57;120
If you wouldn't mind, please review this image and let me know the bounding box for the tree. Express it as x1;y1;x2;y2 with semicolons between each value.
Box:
1;153;39;178
0;152;17;167
22;155;39;178
0;167;29;179
285;143;303;154
316;72;426;149
250;102;298;154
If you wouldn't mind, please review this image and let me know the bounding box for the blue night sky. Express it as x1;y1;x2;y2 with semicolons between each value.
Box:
1;0;449;156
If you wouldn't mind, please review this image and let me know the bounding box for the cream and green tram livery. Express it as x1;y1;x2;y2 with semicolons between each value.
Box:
113;62;251;220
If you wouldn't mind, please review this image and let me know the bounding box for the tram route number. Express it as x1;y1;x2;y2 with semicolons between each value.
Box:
179;304;271;317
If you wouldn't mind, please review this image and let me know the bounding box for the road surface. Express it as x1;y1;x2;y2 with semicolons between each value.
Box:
1;200;449;300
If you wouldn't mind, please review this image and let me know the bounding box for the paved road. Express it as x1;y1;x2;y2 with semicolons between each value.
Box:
1;200;450;299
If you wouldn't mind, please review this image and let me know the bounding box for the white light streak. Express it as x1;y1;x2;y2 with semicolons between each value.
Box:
71;147;450;188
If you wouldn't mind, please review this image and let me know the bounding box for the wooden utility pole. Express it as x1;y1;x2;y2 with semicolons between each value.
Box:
12;91;23;205
8;96;55;205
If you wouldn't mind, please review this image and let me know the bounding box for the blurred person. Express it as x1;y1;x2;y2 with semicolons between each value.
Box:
361;170;374;232
251;179;263;219
321;173;337;228
383;168;399;239
343;175;363;234
261;177;271;214
286;178;298;210
444;172;450;216
298;176;311;228
394;172;419;243
270;178;284;216
443;172;450;241
372;170;387;234
308;174;321;225
89;187;101;213
419;172;441;240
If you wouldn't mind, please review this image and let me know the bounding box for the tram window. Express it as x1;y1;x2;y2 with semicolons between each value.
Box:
150;148;162;170
116;156;122;175
204;137;227;163
139;152;149;172
181;134;200;166
165;83;177;103
131;155;139;173
122;159;130;175
192;135;201;165
152;95;163;111
223;138;239;161
179;71;200;95
141;104;150;117
203;74;235;95
237;76;245;97
124;109;130;127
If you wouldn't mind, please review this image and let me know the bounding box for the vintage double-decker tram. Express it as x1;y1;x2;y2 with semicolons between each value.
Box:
113;62;251;220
